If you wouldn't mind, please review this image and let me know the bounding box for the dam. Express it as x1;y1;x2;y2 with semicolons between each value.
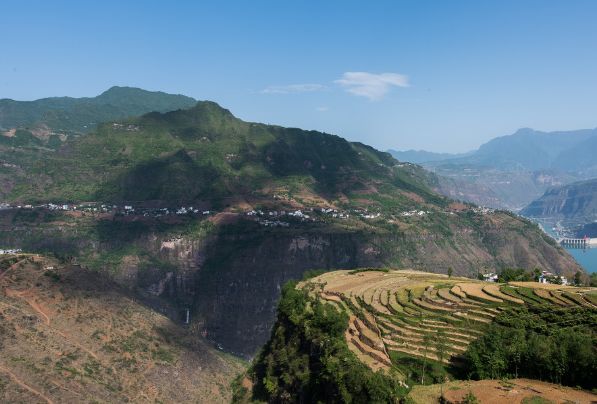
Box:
559;237;597;248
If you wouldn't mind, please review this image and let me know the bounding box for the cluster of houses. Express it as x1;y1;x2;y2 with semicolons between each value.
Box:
246;207;389;228
247;209;313;227
482;272;499;282
400;210;429;217
472;206;495;215
1;198;499;228
481;270;568;285
538;271;568;285
111;123;140;131
0;248;22;255
2;202;213;218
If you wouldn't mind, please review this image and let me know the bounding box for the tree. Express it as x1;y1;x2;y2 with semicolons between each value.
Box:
574;271;582;286
447;267;453;278
436;329;448;399
435;329;447;365
421;332;432;384
533;268;541;282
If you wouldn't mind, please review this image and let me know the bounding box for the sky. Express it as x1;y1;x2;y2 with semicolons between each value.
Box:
2;0;597;153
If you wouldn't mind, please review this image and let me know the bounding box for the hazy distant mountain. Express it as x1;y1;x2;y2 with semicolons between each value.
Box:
521;178;597;224
433;128;597;172
0;86;197;133
409;128;597;210
386;149;468;164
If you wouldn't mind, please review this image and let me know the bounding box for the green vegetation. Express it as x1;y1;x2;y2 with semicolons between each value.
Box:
498;268;532;283
464;305;597;389
247;270;596;403
0;86;196;134
244;282;405;403
1;98;440;208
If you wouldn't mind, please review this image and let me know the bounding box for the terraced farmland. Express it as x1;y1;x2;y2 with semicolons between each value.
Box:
300;269;597;372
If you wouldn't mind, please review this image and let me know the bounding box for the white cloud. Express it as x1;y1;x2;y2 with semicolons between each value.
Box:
316;106;329;112
334;72;409;101
261;83;324;94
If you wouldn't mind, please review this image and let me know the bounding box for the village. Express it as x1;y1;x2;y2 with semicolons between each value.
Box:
0;199;499;233
482;270;569;285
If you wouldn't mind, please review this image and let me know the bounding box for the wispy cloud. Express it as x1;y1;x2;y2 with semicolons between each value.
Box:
316;106;329;112
335;72;409;101
261;83;324;94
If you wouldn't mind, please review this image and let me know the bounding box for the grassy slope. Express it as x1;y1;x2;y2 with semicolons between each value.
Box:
0;254;245;403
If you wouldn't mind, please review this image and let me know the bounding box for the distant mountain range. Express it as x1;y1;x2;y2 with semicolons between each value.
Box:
390;128;597;209
0;86;197;133
449;128;597;173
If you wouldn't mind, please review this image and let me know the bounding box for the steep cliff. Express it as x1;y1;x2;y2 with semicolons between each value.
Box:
521;178;597;224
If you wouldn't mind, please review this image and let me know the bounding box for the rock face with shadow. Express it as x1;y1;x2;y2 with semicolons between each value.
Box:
193;231;375;357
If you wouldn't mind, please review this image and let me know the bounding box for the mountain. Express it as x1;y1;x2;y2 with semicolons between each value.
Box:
430;165;577;211
0;253;244;402
0;99;582;358
386;149;467;164
521;178;597;225
0;86;197;134
238;269;597;402
412;128;597;210
448;127;597;171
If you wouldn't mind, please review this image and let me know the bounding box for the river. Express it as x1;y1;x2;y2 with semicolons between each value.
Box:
565;247;597;274
533;219;597;274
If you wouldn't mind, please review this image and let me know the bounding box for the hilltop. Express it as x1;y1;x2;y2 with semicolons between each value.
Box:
0;86;196;135
0;99;583;357
239;269;597;403
0;254;245;402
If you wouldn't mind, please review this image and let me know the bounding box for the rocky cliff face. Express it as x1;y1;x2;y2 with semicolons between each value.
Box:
522;178;597;224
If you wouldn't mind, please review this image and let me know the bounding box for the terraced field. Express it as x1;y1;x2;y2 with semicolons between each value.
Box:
300;269;597;372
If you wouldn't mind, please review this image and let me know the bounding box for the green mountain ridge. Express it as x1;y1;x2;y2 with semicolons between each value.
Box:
2;100;438;205
0;86;197;133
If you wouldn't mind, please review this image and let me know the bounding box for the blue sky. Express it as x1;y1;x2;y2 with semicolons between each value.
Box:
2;1;597;152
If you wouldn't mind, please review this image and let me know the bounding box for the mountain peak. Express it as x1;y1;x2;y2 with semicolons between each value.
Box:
96;86;196;105
512;127;538;136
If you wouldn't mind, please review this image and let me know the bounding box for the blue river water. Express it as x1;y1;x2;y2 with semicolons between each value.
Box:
566;247;597;273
